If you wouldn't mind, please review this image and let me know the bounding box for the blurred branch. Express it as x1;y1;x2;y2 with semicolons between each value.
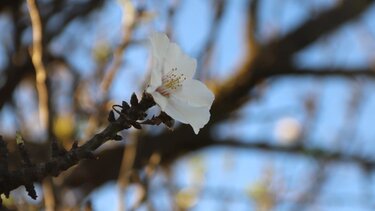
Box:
129;153;161;211
100;0;137;95
265;0;375;62
117;132;138;211
0;0;105;111
42;179;55;211
248;0;259;54
0;0;22;11
213;0;375;123
165;0;180;37
195;0;226;79
27;0;49;131
290;162;326;211
214;140;375;169
63;131;375;192
249;0;259;34
0;61;33;110
45;1;105;41
266;67;375;78
150;183;367;207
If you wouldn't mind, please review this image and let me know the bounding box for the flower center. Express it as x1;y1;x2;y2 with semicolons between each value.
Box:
156;67;186;97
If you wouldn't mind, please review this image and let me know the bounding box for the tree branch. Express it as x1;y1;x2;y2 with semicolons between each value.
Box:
27;0;49;131
214;140;375;168
212;0;375;123
63;130;375;193
0;93;155;199
263;67;375;78
266;0;375;61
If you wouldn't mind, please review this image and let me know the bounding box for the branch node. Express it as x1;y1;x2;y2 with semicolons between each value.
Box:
51;138;67;158
130;93;139;107
108;110;116;122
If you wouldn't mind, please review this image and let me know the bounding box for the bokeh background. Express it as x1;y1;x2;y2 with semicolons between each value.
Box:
1;0;375;210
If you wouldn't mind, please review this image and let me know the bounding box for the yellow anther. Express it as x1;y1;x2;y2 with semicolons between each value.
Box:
157;67;187;96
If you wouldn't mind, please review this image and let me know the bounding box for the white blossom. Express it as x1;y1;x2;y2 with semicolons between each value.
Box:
274;117;302;145
146;32;215;134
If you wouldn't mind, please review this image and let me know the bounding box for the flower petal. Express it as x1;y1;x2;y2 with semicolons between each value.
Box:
149;32;170;61
148;63;162;88
174;79;215;107
163;96;210;134
149;91;168;110
163;43;196;79
148;32;170;87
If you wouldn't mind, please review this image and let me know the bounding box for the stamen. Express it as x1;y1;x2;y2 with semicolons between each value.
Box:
157;67;186;97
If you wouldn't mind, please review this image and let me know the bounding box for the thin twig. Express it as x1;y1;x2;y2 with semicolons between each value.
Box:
100;0;137;94
195;0;225;80
118;132;139;211
26;0;49;131
248;0;259;55
42;179;55;211
129;152;161;211
290;162;326;211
